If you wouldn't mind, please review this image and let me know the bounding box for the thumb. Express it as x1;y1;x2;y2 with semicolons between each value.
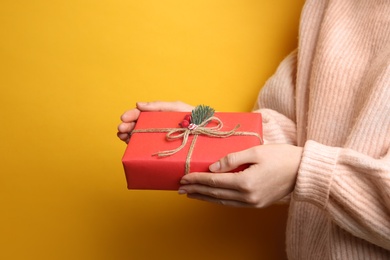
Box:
136;101;193;112
209;147;259;173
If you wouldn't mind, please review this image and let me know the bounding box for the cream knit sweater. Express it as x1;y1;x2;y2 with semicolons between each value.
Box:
254;0;390;259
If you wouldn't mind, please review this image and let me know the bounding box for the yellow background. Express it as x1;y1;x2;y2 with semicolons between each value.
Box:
0;0;304;259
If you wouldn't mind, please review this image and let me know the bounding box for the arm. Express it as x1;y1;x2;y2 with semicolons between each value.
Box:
253;50;298;145
295;140;390;250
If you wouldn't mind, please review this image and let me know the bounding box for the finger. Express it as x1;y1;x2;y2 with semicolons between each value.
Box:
117;122;136;134
136;101;194;112
178;183;244;202
180;172;241;190
120;108;141;123
185;193;249;207
209;147;260;173
117;132;130;143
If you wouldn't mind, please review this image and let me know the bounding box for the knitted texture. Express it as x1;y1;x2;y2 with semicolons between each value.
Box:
254;0;390;258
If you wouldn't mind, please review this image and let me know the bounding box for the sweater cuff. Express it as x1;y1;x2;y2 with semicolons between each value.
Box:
294;140;340;208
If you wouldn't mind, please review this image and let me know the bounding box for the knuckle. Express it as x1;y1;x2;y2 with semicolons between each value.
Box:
224;153;237;168
209;189;220;198
237;177;252;192
244;194;259;205
208;176;218;187
251;147;263;161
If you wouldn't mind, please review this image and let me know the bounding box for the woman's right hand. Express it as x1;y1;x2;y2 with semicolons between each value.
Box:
117;101;194;143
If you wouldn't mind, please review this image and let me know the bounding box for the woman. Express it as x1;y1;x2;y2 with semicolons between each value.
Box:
118;0;390;258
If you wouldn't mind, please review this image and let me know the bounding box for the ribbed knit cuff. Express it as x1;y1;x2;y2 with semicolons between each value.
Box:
294;140;340;208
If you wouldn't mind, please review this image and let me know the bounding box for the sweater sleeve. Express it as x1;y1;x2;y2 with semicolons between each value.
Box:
295;140;390;250
253;50;298;145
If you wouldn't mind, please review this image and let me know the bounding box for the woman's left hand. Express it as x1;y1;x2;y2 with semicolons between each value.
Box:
178;144;303;208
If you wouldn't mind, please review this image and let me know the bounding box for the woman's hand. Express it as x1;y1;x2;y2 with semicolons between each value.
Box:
117;101;194;143
178;144;303;208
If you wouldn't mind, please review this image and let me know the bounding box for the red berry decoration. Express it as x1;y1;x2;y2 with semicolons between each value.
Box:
183;114;191;123
179;120;190;128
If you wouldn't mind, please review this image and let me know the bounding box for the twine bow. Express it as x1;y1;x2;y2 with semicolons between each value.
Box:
131;115;262;175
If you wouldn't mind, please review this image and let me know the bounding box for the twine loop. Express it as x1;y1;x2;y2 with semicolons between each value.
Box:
156;116;239;157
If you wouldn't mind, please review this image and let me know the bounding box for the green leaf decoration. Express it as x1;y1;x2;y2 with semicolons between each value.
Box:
191;105;215;125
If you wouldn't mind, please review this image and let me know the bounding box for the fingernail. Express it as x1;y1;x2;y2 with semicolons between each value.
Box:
178;189;187;195
209;161;221;172
137;102;147;106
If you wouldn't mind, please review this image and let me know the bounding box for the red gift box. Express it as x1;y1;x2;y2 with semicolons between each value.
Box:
122;111;263;190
